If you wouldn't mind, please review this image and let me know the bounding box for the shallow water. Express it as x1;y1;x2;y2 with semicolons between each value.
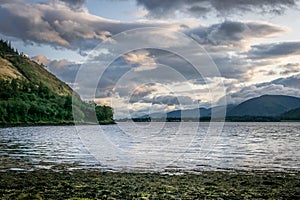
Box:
0;122;299;172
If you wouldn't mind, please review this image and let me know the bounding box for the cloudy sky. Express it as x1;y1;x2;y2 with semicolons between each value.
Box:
1;0;300;118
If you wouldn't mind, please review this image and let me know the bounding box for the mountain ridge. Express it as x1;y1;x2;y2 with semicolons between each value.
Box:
0;39;114;125
228;95;300;117
132;95;300;121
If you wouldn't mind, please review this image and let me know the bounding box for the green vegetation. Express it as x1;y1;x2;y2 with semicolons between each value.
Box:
0;169;299;199
226;116;281;122
131;114;300;122
0;40;72;96
0;40;114;126
281;108;300;120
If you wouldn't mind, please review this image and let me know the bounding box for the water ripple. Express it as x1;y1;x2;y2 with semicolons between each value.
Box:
0;122;299;172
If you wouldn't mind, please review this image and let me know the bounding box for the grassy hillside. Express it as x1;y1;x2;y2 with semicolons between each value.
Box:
0;57;23;80
0;40;114;125
0;40;73;96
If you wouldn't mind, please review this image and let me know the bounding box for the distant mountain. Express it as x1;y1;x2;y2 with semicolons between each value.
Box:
167;107;211;118
166;104;236;119
281;108;300;120
137;104;235;121
133;95;300;122
228;95;300;117
138;108;210;120
0;40;114;125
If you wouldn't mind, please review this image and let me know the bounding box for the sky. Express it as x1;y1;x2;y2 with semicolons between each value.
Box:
1;0;300;118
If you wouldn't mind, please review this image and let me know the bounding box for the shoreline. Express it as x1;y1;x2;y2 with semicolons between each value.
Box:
0;120;116;128
1;120;299;128
0;169;299;199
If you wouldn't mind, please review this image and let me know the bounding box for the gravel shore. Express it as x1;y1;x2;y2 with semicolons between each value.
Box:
0;169;299;199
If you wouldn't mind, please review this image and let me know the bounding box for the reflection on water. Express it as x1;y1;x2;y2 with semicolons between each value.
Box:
0;122;299;172
0;126;99;171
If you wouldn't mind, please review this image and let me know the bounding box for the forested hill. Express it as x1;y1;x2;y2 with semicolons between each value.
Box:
0;40;114;126
0;40;73;96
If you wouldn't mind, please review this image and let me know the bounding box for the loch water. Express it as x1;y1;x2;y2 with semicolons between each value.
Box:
0;122;299;173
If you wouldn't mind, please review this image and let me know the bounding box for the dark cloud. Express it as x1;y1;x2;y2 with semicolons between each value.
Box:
153;50;252;80
0;0;287;56
123;48;263;81
248;42;300;59
136;0;298;18
279;63;300;75
223;74;300;105
187;21;286;48
212;55;251;80
153;95;180;105
145;95;195;105
0;0;166;52
129;84;158;103
59;0;86;9
95;58;132;98
77;47;258;100
270;74;300;88
225;84;300;105
258;74;300;89
187;5;211;17
144;49;202;80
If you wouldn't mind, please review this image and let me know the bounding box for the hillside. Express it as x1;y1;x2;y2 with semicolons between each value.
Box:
228;95;300;117
167;108;211;119
281;108;300;120
0;40;73;96
165;105;236;119
0;40;114;125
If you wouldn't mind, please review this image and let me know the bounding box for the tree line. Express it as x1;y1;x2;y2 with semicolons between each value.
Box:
0;78;114;125
0;39;114;125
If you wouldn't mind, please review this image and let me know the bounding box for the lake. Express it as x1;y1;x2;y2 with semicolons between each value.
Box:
0;122;299;173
